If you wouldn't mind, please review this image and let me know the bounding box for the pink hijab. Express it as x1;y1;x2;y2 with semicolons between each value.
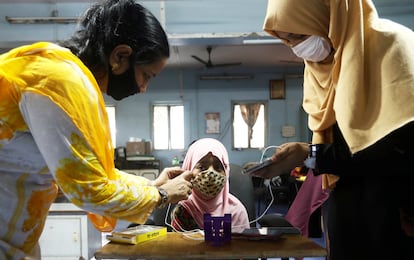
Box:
179;138;250;232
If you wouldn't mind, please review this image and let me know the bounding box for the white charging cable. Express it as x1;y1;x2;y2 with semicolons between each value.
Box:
163;203;205;240
164;145;280;237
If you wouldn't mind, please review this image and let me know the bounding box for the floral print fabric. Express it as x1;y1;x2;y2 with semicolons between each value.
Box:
0;42;158;259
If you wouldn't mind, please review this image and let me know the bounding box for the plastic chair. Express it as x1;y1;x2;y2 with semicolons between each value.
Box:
229;163;293;260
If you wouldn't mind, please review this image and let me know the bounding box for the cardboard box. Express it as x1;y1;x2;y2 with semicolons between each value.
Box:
126;141;152;156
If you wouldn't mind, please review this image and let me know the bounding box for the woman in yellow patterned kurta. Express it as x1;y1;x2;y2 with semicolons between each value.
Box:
0;1;194;259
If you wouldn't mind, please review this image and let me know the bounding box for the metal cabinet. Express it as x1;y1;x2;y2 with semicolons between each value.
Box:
39;204;102;260
121;159;160;180
123;168;159;180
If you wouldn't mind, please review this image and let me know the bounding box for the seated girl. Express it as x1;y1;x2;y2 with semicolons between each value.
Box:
171;138;250;233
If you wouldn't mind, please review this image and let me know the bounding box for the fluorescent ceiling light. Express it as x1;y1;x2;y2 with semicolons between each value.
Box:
5;16;79;24
243;39;282;45
200;75;253;80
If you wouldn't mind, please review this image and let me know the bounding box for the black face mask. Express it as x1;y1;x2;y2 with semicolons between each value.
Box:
106;64;139;101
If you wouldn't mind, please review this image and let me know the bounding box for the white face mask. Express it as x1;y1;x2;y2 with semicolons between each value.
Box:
291;35;331;62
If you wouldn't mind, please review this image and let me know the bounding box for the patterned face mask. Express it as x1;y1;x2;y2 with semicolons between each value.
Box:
192;169;226;199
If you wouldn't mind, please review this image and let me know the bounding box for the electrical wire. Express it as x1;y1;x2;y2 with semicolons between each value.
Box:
162;145;281;238
245;145;280;226
162;203;205;240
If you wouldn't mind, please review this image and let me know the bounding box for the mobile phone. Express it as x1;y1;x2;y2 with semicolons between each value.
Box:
242;158;273;175
232;228;282;240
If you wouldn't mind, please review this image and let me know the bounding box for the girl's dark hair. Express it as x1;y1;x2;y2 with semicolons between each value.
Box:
61;0;169;71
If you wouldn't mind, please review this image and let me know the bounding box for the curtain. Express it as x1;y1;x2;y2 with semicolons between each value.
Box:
240;103;261;147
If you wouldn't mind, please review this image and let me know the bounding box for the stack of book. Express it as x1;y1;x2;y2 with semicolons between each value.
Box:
106;225;167;245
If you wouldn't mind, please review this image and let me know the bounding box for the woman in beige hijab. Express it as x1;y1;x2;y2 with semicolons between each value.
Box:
256;0;414;259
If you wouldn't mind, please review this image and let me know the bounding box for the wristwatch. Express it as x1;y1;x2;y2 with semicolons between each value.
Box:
304;144;321;169
157;187;169;208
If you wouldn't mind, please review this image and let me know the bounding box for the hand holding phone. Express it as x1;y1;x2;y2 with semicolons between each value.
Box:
242;158;273;175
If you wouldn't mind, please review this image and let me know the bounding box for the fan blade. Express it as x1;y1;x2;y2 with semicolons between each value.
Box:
210;62;242;68
191;55;209;65
192;47;241;68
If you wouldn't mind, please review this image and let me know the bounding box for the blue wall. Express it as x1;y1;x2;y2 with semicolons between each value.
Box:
104;66;307;168
0;1;413;47
1;0;413;169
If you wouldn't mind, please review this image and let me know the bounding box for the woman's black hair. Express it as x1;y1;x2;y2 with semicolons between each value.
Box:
61;0;169;71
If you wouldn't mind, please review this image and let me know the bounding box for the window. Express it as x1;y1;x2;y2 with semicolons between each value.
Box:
105;105;116;147
233;102;266;149
153;104;184;150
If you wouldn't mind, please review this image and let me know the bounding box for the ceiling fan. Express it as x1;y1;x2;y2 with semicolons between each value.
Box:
191;46;242;68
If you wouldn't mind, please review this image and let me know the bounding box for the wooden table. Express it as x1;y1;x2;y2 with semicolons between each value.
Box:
94;232;327;259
